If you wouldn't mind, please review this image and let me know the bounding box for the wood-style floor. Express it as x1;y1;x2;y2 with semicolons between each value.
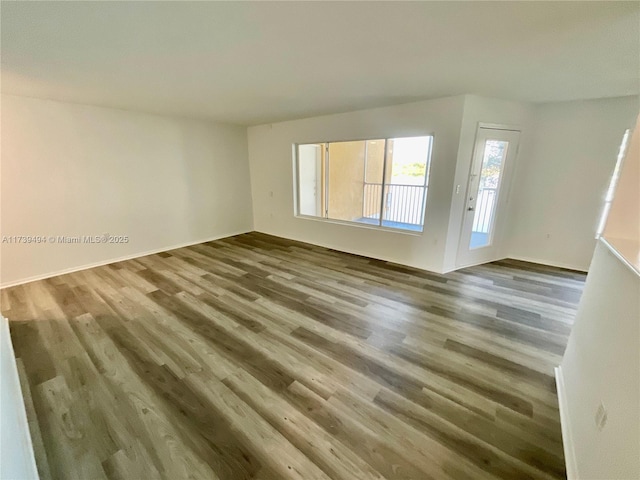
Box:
2;232;586;480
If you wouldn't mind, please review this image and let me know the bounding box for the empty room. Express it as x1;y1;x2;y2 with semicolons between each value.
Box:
1;2;638;480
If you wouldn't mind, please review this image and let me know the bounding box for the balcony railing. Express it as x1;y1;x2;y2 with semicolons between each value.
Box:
363;183;496;232
472;187;497;234
363;183;426;226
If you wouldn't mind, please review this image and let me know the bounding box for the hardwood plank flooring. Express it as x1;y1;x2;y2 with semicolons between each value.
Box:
1;232;587;480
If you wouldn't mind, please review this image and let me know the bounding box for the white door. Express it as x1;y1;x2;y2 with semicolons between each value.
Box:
457;127;520;268
297;144;322;216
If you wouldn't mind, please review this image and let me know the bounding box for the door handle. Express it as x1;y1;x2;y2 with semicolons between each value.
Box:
468;207;475;211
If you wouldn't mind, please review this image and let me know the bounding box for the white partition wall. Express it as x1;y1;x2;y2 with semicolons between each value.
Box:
557;114;639;479
0;317;39;480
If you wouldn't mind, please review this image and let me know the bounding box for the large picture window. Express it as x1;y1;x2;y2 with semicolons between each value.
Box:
295;136;433;232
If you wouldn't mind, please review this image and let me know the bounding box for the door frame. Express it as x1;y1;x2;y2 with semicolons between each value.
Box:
456;123;521;268
295;143;323;217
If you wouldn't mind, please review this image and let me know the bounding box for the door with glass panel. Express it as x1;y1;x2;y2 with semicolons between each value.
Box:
457;127;520;267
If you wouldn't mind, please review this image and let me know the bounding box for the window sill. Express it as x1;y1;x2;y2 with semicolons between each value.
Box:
294;214;424;237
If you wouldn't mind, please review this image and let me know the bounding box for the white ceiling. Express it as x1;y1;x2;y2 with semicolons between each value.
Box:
2;1;638;125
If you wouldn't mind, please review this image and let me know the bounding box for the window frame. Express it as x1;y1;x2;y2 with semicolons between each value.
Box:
293;134;434;234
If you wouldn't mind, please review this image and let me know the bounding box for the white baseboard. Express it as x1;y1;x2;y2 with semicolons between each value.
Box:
555;366;578;480
508;255;588;273
0;229;251;289
444;255;588;275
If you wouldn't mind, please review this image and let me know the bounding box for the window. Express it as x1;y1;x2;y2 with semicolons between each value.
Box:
295;136;433;232
596;128;631;237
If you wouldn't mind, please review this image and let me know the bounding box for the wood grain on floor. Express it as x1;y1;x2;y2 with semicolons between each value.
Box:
1;232;586;480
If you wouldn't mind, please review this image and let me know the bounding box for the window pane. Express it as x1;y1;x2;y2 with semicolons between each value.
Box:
469;139;508;249
297;144;323;217
327;140;384;225
295;136;432;233
361;140;385;226
382;136;431;231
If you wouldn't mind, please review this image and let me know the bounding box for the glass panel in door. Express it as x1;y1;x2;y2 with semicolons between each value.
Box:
469;140;508;249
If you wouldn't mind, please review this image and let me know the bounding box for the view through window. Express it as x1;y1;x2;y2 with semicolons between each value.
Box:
296;136;433;232
469;139;508;249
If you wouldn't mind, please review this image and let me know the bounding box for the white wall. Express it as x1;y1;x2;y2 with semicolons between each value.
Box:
248;94;536;274
506;96;638;271
558;115;640;480
248;96;466;273
559;241;639;479
1;95;253;287
5;94;634;286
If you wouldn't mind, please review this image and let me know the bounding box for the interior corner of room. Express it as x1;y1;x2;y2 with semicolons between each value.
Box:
1;2;639;480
